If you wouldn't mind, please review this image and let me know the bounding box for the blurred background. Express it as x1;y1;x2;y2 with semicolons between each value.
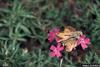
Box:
0;0;100;67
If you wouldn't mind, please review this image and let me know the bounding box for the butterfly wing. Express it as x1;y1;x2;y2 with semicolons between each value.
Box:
63;38;77;52
57;26;76;42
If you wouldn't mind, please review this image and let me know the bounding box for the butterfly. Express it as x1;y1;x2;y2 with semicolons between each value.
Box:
57;26;82;52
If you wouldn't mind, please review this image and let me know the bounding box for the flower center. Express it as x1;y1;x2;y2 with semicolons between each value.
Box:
80;38;85;44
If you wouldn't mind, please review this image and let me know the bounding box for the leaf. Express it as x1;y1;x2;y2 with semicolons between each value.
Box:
19;24;31;34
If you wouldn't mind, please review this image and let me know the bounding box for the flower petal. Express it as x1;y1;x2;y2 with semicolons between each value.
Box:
81;35;86;38
57;44;64;51
53;28;60;33
81;43;88;49
50;45;56;50
55;37;61;43
56;52;62;58
48;36;55;43
49;52;56;57
85;38;90;45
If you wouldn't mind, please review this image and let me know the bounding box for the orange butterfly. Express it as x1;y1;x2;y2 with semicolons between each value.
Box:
57;26;82;52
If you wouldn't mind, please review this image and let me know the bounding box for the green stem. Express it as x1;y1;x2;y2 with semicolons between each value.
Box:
60;58;63;67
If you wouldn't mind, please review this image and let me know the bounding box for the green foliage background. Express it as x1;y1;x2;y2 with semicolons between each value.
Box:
0;0;100;67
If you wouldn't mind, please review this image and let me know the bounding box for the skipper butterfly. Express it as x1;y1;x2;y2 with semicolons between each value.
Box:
57;26;82;52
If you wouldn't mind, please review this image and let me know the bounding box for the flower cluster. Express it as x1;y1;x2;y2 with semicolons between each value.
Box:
48;28;64;58
48;27;90;58
77;35;90;49
50;43;64;58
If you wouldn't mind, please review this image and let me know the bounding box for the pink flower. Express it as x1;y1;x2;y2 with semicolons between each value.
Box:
48;28;60;43
49;43;64;58
77;34;90;49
